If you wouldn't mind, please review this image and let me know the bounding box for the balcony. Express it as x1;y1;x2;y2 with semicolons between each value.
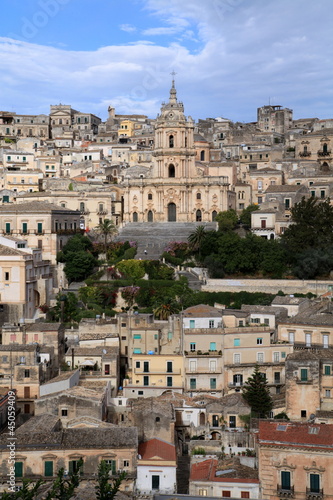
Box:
185;350;222;356
133;368;181;375
97;210;108;215
228;382;243;388
317;150;331;157
296;377;313;384
306;488;323;500
277;485;294;498
80;209;90;215
185;368;222;374
299;151;311;157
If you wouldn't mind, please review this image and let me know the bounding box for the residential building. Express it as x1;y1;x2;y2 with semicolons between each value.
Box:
257;105;293;134
258;420;333;500
136;439;177;495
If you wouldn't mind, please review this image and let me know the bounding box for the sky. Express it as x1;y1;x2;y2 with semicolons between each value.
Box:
0;0;332;123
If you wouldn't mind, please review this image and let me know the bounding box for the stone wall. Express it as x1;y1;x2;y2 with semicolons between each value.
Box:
202;278;333;295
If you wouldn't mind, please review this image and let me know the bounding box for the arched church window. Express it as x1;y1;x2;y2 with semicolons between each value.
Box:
169;135;174;148
200;150;205;161
168;164;175;178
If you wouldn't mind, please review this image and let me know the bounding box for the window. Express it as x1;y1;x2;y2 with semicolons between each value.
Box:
288;332;294;344
300;368;308;381
222;492;231;498
24;370;30;378
190;343;196;352
325;389;331;398
44;461;54;477
167;361;173;373
167;376;173;387
233;374;243;386
37;222;43;234
4;272;9;281
168;164;175;177
209;320;215;328
324;365;331;375
323;334;329;348
197;192;201;200
133;334;141;340
210;378;216;390
285;198;290;209
274;372;281;384
190;378;196;390
148;193;153;200
257;352;264;363
190;360;197;372
301;410;307;418
234;338;240;346
234;353;240;364
61;409;68;416
309;474;320;493
257;338;263;345
241;493;250;498
22;222;28;234
136;361;140;368
5;222;10;234
281;471;291;490
210;342;216;351
199;489;207;496
133;348;141;354
169;135;174;148
123;460;130;468
261;219;266;229
305;333;311;347
69;460;83;474
229;416;236;428
143;361;149;372
143;375;149;386
189;319;195;328
273;352;280;363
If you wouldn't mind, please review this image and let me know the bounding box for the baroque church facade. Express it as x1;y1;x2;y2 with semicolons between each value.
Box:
121;80;235;223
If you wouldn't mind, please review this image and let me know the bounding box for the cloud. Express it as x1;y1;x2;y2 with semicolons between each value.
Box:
0;0;332;122
119;24;137;33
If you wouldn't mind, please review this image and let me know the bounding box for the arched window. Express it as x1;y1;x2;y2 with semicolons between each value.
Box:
303;145;308;153
196;192;201;200
168;164;175;178
79;202;85;212
196;210;202;222
323;143;328;154
168;203;176;222
133;212;138;222
238;192;241;199
169;135;174;148
147;210;153;222
212;210;217;221
185;137;187;147
148;193;153;200
200;150;205;161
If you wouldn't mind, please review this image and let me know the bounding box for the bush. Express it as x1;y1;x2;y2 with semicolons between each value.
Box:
191;447;206;455
123;247;137;260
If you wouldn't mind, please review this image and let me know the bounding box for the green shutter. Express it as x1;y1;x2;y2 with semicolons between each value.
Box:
167;376;173;387
210;378;217;389
210;342;216;351
22;222;28;234
5;223;10;234
37;223;43;234
310;474;320;493
3;195;9;203
44;461;53;477
281;471;290;489
300;369;308;381
190;378;196;389
15;462;23;478
324;365;331;375
111;460;116;475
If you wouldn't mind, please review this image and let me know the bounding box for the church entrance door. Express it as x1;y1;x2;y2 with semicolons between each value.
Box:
168;203;176;222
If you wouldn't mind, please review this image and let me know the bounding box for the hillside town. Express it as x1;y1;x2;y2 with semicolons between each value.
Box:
0;80;333;499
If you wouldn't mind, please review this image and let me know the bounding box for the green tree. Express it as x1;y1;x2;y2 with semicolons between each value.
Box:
188;225;207;260
153;298;180;320
239;204;259;227
95;219;118;254
242;365;273;418
117;259;145;282
215;209;238;232
78;286;103;309
45;459;83;500
50;292;79;323
95;461;126;500
61;233;95;255
64;251;97;283
1;478;45;499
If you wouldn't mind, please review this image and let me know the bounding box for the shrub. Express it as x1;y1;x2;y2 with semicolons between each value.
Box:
191;447;206;455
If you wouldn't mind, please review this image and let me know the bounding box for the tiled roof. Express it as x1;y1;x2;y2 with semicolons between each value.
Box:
138;438;176;462
183;304;222;318
0;201;79;213
258;421;333;449
0;244;26;256
265;184;306;193
190;458;259;482
26;322;61;332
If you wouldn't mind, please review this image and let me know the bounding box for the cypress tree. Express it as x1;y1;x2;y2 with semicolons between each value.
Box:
242;365;273;418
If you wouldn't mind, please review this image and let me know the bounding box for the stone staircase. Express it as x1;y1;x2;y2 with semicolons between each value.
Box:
176;455;191;494
116;222;217;260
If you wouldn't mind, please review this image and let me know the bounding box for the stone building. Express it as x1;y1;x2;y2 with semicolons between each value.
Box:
257;105;293;134
121;79;235;223
258;420;333;500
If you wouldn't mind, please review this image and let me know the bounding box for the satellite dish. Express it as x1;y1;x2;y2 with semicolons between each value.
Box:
102;349;107;354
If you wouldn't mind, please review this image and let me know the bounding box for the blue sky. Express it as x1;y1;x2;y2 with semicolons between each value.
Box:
0;0;332;122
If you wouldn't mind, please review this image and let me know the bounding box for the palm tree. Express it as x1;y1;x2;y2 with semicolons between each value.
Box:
153;298;180;320
95;219;118;254
188;225;206;260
